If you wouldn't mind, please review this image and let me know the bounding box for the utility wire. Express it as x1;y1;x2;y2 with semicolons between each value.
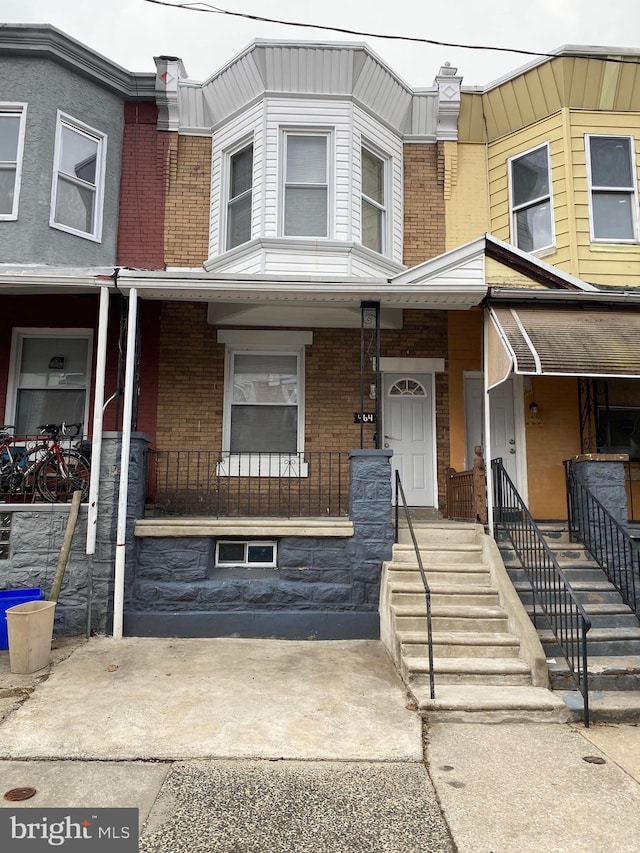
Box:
142;0;640;65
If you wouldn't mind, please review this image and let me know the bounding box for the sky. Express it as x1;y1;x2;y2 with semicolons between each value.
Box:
2;0;640;87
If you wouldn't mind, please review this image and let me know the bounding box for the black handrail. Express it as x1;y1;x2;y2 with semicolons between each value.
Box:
492;458;591;726
565;459;640;618
394;470;435;700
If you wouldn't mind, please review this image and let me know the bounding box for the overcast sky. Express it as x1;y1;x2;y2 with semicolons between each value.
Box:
3;0;640;87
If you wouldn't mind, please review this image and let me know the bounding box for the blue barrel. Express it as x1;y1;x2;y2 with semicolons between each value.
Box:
0;589;43;650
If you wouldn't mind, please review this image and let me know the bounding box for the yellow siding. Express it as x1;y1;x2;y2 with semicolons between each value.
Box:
444;143;490;250
485;258;547;288
458;93;487;143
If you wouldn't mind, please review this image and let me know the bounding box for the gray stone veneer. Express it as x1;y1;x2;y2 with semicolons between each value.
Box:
125;450;394;639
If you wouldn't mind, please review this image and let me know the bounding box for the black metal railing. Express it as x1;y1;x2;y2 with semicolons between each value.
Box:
394;470;435;700
565;459;640;618
146;450;349;518
492;458;591;726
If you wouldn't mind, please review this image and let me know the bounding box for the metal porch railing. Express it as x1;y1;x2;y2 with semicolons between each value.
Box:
492;458;591;726
145;450;349;518
394;470;435;700
565;459;640;618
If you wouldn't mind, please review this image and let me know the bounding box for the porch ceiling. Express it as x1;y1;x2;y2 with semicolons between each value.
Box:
487;304;640;388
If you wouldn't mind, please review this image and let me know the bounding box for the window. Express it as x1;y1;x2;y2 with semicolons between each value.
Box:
509;144;553;252
9;331;91;436
586;135;639;242
361;146;386;253
0;104;27;220
50;113;106;240
283;132;328;237
227;351;300;453
216;540;277;568
227;143;253;249
0;513;10;560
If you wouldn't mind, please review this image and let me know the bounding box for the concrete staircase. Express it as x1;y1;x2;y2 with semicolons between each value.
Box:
380;521;569;723
498;524;640;722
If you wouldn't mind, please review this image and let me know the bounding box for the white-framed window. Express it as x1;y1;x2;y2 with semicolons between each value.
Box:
508;143;554;253
50;112;106;241
361;145;387;254
215;540;277;568
586;135;639;242
226;141;253;249
0;103;27;220
282;130;330;237
6;329;92;437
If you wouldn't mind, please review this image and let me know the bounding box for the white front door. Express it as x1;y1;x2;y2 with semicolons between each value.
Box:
464;375;521;487
383;373;436;506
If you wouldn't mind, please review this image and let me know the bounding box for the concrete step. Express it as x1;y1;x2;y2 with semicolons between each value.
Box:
403;656;531;687
391;543;484;566
549;655;640;691
386;565;491;585
526;604;639;630
399;630;521;658
396;522;480;547
540;626;640;657
411;684;571;723
390;584;499;607
392;604;509;632
509;566;608;585
560;689;640;723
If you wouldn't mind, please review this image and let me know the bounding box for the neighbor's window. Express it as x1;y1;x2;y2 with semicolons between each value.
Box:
0;513;10;560
509;143;553;252
50;113;106;240
227;143;253;249
227;351;300;453
283;132;329;237
11;332;91;436
361;146;386;253
586;135;639;242
216;541;277;568
0;104;27;220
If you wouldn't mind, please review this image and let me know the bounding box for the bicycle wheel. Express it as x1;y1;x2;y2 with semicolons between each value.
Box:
35;451;91;503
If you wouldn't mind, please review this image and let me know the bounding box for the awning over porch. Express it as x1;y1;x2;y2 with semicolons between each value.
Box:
487;304;640;389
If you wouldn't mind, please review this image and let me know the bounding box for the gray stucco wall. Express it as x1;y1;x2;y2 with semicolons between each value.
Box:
0;57;124;265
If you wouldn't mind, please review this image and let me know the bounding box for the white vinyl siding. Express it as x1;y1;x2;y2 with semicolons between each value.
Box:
0;103;27;220
50;112;106;241
508;142;554;253
586;135;639;242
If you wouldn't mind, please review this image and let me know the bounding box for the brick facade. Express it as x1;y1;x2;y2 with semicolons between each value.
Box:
402;142;446;267
164;134;212;267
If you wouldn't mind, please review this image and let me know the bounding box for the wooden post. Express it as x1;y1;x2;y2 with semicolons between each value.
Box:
50;490;83;603
473;446;488;525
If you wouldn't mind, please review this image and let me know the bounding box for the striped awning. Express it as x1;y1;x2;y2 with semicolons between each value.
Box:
487;305;640;389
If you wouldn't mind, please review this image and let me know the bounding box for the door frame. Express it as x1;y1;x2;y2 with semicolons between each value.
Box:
382;370;438;507
463;370;529;504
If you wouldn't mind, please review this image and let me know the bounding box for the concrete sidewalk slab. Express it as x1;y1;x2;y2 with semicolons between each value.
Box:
579;723;640;785
0;637;421;762
140;760;455;853
427;721;640;853
0;760;169;825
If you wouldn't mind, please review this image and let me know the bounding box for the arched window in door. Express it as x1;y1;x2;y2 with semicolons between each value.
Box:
388;378;426;397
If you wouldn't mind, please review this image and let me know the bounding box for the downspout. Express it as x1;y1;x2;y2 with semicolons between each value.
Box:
483;309;494;536
112;288;138;640
86;283;111;556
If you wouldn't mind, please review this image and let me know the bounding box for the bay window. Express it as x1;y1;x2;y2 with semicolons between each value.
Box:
361;146;386;253
509;143;554;253
227;142;253;249
586;135;638;242
0;104;27;220
283;132;328;237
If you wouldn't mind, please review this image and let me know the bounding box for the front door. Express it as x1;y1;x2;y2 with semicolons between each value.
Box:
464;375;520;487
383;373;435;506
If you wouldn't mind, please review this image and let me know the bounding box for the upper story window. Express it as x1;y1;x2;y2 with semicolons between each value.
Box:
283;132;329;237
361;146;386;253
0;104;27;220
508;143;554;253
586;135;639;242
227;142;253;249
50;113;106;241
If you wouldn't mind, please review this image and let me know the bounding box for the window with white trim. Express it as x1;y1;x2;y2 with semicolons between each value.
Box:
50;113;106;240
0;103;27;220
586;135;639;242
9;331;91;436
361;146;386;253
226;142;253;249
216;540;277;568
509;143;554;252
283;131;329;237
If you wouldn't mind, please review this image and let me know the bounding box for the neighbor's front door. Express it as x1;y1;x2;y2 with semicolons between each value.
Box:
383;373;435;506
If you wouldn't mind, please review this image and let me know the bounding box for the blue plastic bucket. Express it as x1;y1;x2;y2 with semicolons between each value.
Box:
0;589;43;650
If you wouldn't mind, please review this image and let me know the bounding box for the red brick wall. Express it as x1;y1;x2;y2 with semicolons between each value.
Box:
117;102;168;269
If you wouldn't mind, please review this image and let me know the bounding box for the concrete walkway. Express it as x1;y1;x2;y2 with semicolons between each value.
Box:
1;637;640;851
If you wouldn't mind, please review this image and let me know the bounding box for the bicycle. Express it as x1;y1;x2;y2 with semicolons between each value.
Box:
0;423;91;503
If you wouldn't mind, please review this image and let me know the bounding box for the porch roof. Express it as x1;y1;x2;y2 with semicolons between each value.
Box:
487;300;640;388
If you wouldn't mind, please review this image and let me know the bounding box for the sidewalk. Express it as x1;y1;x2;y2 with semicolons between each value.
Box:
1;637;640;851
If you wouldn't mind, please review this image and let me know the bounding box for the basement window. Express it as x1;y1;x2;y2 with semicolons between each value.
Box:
215;540;277;568
0;512;11;560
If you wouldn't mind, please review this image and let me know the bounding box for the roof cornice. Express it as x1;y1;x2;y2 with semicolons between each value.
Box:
0;23;156;99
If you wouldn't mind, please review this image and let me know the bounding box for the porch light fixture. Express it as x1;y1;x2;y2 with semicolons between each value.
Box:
529;401;539;415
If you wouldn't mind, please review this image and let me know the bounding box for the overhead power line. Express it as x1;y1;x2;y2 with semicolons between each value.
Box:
142;0;640;65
